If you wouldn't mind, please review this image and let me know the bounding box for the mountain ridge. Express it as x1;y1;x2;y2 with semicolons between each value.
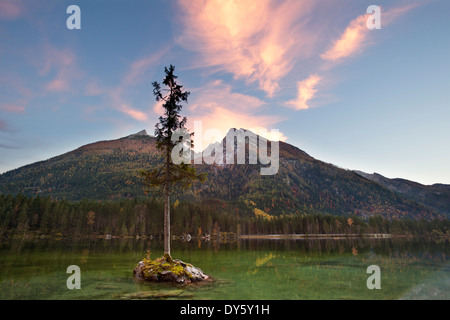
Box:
354;171;450;215
0;129;447;220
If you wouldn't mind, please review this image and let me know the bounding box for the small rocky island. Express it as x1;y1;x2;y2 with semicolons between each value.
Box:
133;254;210;284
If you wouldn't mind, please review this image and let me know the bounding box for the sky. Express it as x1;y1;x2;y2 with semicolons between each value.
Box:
0;0;449;185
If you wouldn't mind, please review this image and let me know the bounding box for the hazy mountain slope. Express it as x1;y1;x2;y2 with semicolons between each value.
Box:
354;171;450;215
0;131;161;200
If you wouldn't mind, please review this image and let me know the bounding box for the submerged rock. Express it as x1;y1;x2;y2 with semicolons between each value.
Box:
133;255;210;284
118;290;188;300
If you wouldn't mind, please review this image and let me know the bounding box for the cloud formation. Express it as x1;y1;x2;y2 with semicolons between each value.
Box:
0;0;24;20
106;48;175;122
321;4;420;62
0;119;8;132
39;44;79;94
286;74;322;110
117;104;148;122
175;1;424;115
177;0;315;97
298;3;422;110
85;81;104;96
321;14;370;62
123;47;170;85
0;103;26;114
0;143;21;150
181;80;287;150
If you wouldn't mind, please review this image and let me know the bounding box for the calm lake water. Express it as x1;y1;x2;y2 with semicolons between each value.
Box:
0;237;448;300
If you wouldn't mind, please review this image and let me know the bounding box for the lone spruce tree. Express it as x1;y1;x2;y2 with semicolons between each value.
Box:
142;65;204;259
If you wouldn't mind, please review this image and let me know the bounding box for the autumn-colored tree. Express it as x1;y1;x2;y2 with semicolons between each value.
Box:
347;218;354;227
87;211;96;226
347;217;354;233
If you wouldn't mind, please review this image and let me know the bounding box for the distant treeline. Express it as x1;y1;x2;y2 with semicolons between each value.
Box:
0;194;449;238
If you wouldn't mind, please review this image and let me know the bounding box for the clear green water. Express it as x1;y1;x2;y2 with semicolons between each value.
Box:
0;238;448;300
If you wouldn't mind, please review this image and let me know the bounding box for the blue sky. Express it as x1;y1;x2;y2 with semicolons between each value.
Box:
0;0;449;185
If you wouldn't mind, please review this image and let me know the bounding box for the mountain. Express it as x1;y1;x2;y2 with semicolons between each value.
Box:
0;131;161;200
0;129;446;220
353;171;450;215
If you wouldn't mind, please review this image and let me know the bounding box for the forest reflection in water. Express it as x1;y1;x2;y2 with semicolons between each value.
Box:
0;237;448;300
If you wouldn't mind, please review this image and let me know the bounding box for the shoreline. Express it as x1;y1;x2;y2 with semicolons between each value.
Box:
2;233;435;241
238;233;396;240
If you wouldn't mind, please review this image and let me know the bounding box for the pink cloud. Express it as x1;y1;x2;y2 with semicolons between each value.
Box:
321;3;421;62
117;104;149;122
123;47;170;85
0;0;24;20
34;44;80;94
39;45;76;76
0;74;33;98
150;80;288;147
46;78;70;93
383;2;422;25
103;48;172;124
0;103;26;114
293;3;423;111
189;80;267;113
320;14;370;62
187;106;287;152
177;0;316;97
85;81;104;96
181;80;286;150
0;119;8;131
153;100;164;116
286;74;322;110
109;87;138;120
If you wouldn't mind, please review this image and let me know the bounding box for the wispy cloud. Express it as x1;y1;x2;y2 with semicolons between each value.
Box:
0;103;26;114
188;106;287;152
286;74;322;110
320;14;370;62
108;49;173;123
189;80;267;113
0;0;25;20
181;80;286;150
109;86;149;122
117;104;149;122
123;47;170;85
37;43;80;94
177;0;316;97
292;2;423;111
321;3;421;62
383;2;423;25
84;80;104;96
0;74;33;99
176;0;423;114
0;143;21;150
46;78;70;93
0;119;9;132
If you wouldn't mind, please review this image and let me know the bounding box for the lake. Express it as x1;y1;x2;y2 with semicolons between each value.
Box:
0;237;448;300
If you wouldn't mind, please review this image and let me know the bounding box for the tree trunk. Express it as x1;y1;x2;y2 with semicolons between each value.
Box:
164;185;170;257
164;153;171;258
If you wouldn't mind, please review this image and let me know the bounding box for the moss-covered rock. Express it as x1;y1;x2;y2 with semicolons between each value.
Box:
133;255;210;284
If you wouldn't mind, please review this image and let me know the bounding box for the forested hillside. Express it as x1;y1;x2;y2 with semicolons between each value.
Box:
0;130;446;221
354;171;450;215
1;194;448;239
